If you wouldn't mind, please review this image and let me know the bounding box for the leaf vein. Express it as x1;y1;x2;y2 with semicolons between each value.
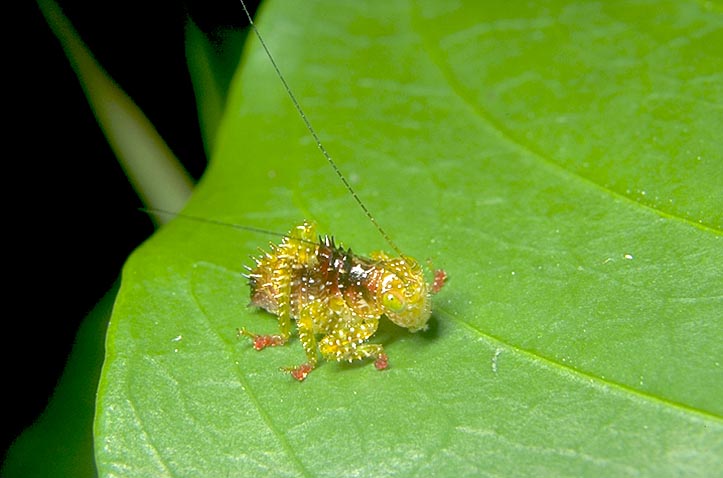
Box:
188;265;314;478
412;8;721;235
437;306;723;423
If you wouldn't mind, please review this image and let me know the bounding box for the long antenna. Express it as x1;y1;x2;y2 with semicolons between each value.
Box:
142;208;318;246
238;0;403;257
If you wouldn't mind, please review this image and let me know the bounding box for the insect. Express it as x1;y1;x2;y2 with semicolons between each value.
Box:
230;0;447;381
240;222;447;380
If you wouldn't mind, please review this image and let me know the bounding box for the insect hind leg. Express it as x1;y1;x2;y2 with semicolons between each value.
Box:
240;254;294;350
242;222;318;352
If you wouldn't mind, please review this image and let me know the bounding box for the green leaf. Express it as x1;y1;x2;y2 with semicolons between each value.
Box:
2;285;115;478
96;1;723;476
185;18;246;157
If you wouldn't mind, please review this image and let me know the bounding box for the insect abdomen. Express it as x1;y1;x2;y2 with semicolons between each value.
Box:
248;223;380;321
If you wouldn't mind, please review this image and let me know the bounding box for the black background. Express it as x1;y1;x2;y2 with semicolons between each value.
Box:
6;0;259;459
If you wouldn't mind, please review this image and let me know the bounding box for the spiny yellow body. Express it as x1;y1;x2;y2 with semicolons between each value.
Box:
240;221;441;381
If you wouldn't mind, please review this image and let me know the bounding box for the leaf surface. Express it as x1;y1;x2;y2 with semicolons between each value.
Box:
96;1;723;476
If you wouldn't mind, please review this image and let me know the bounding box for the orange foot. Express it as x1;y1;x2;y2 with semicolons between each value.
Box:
431;269;448;294
374;353;389;370
283;363;315;381
237;328;286;350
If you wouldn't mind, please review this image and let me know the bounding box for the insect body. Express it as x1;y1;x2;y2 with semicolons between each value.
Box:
241;222;442;381
235;0;447;380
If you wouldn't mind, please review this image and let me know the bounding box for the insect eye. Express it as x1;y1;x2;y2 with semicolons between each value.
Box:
383;291;406;313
